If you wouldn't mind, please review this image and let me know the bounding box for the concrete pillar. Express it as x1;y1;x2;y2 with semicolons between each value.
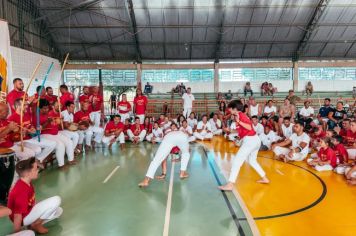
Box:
136;63;142;89
214;62;219;93
293;61;298;91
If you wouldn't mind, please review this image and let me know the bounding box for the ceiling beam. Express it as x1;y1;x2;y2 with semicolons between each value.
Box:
125;0;142;63
294;0;330;60
214;0;227;63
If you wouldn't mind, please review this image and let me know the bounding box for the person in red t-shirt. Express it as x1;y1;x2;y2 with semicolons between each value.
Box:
102;115;125;148
345;120;356;160
123;118;131;141
0;103;36;160
7;157;62;234
8;98;56;164
44;86;58;110
143;117;153;135
117;93;131;122
310;126;326;151
79;86;90;105
308;137;337;171
127;117;147;144
89;86;103;127
219;100;269;191
332;135;351;175
34;99;76;169
6;78;35;114
59;85;74;111
30;85;47;115
133;88;148;124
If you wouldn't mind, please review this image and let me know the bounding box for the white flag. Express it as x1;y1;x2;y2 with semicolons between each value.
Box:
0;20;13;101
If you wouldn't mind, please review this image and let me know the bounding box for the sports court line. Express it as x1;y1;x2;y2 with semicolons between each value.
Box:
201;147;246;236
102;165;120;184
275;169;285;175
163;161;175;236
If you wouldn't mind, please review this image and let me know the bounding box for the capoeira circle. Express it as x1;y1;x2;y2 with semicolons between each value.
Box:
219;100;270;191
138;131;190;187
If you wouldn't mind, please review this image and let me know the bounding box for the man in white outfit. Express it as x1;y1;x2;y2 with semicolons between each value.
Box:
194;115;213;140
7;158;62;235
251;116;264;136
272;122;310;162
60;101;80;153
209;113;223;135
146;122;163;143
138;131;190;187
259;126;281;150
281;117;294;139
179;120;196;142
182;87;195;118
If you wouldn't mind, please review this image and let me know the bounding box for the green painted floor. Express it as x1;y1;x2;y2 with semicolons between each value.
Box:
0;143;252;236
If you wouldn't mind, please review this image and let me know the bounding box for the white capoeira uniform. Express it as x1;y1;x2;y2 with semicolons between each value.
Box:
273;132;310;161
41;133;75;167
23;196;63;227
182;93;195;118
102;132;125;145
145;131;190;179
194;121;213;140
259;131;281;150
7;230;35;236
281;124;294;139
253;123;264;136
60;110;79;148
209;118;223;135
127;129;147;142
179;126;196;142
10;144;36;161
89;111;101;127
225;122;239;141
347;149;356;160
18;137;56;163
187;118;197;130
146;127;163;143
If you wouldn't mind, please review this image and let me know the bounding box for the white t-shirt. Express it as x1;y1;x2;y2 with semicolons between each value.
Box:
264;106;277;114
209;118;222;131
253;123;264;136
197;121;212;132
61;110;74;123
288;132;310;156
299;106;314;117
250;104;260;117
163;121;172;130
260;131;281;147
187;118;197;129
179;126;193;135
182;93;195;108
281;124;294;139
152;127;163;138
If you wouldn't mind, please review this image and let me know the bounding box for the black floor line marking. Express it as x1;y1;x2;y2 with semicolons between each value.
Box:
211;150;328;221
201;147;246;236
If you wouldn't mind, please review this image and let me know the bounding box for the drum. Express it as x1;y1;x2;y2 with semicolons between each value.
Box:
0;148;16;204
68;123;78;131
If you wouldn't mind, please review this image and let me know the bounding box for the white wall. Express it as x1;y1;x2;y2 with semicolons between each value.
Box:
150;82;214;93
219;80;293;93
10;47;61;95
297;80;355;92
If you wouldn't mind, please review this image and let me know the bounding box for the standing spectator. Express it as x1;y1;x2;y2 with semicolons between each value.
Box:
286;89;301;106
224;90;233;100
244;82;253;97
109;93;117;114
182;87;195;118
304;81;314;96
298;101;314;128
316;98;333;130
144;82;153;94
117;94;131;122
133;88;148;124
89;86;103;127
327;101;347;129
59;85;75;111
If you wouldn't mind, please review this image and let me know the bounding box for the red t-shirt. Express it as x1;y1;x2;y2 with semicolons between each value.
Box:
0;119;14;148
79;94;90;104
8;113;32;140
48;110;62;130
7;179;35;222
171;146;180;154
33;113;58;135
133;95;148;115
6;90;27;114
117;101;131;114
45;94;57;105
130;124;144;136
333;143;349;164
123;124;130;134
144;123;153;134
105;121;124;134
236;112;256;139
60;92;75;111
89;94;103;112
318;147;337;168
158;118;165;126
74;110;91;123
343;130;356;147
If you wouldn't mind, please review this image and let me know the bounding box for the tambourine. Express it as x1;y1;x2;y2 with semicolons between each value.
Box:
68;123;79;131
78;120;90;129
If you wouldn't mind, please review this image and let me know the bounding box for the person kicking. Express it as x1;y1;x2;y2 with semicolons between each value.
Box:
138;130;190;187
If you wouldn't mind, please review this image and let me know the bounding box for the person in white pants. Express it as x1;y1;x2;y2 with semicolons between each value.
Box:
102;115;125;148
117;94;132;123
272;122;310;162
138;131;190;187
219;100;269;191
209;114;223;135
89;86;103;127
59;101;80;153
0;206;35;236
179;120;196;142
146;122;163;143
182;87;195;118
127;117;147;144
307;137;336;172
8;158;63;234
133;88;147;124
194;115;213;140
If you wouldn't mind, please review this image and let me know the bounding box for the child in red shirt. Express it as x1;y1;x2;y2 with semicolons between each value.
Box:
102;115;125;148
308;137;337;171
333;135;351;175
7;157;62;234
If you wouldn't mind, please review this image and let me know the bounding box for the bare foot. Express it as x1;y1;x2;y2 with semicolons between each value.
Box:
155;173;166;180
138;177;150;188
257;177;270;184
68;160;77;165
30;220;48;234
218;182;234;191
179;171;189;179
120;143;125;149
347;179;356;185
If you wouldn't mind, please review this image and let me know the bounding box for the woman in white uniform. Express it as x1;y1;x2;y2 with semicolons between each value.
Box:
138;130;190;187
219;100;269;191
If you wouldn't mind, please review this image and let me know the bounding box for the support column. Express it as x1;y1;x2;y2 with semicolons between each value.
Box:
293;61;299;91
136;63;142;89
214;62;219;93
